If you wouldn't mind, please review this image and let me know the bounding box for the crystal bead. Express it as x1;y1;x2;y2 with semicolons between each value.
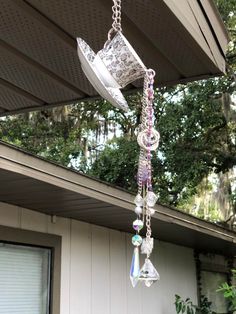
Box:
132;235;142;246
134;206;142;215
141;237;154;255
148;208;156;216
139;258;160;287
130;247;140;287
134;194;143;207
133;219;144;232
146;191;158;207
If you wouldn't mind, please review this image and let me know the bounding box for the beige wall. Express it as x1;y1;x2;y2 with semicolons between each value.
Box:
0;201;198;314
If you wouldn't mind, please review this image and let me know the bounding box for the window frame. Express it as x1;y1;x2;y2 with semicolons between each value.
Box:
194;250;233;314
0;224;61;314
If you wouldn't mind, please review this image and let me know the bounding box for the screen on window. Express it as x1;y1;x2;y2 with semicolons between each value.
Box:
0;243;51;314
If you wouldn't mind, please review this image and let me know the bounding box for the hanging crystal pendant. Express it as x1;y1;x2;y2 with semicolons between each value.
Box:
139;258;160;287
130;247;140;287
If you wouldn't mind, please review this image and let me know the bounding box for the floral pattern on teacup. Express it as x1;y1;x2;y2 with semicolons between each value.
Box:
77;37;129;112
98;32;146;88
77;38;95;63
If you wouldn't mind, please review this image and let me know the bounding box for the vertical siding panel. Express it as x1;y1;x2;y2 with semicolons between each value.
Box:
0;202;19;227
126;233;142;314
91;225;109;314
21;208;48;232
70;220;92;314
109;229;127;314
158;242;197;313
48;216;71;314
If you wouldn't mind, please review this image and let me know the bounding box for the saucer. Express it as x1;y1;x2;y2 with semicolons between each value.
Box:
77;38;129;112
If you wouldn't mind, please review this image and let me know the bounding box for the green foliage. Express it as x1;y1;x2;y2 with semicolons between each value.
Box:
89;137;139;191
174;295;216;314
175;295;196;314
198;296;216;314
217;270;236;312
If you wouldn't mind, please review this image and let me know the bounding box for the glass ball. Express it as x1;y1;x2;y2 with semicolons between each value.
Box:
134;206;142;215
133;219;144;232
132;235;142;246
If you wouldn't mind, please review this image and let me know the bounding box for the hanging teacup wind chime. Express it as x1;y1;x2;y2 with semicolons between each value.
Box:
77;0;160;288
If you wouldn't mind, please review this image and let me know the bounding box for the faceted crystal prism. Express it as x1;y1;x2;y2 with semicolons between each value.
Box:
132;234;142;246
133;219;144;232
141;237;154;255
139;258;160;287
146;191;158;207
130;247;140;287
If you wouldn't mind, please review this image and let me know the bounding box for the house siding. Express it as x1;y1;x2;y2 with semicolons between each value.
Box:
0;201;198;314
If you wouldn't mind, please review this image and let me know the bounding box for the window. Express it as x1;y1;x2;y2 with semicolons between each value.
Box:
0;243;51;314
195;252;231;314
0;225;61;314
201;270;228;314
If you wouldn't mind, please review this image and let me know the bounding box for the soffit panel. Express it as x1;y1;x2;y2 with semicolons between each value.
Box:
0;0;93;96
0;46;81;103
122;0;209;77
0;84;42;111
0;0;228;116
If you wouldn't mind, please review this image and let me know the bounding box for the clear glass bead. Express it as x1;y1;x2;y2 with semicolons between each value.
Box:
134;194;144;206
146;191;158;207
141;237;154;255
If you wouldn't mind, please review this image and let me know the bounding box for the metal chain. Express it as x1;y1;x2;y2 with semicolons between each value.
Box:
146;210;152;239
112;0;122;32
107;0;122;40
145;69;155;244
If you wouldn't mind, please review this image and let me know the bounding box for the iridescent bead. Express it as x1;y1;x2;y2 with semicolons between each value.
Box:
133;219;144;232
134;206;142;215
130;247;140;287
146;191;158;207
132;235;142;246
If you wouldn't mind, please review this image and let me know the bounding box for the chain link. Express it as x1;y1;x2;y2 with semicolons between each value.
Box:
107;0;122;40
146;209;152;238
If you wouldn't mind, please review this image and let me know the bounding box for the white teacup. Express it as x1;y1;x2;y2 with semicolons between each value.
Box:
98;31;146;88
